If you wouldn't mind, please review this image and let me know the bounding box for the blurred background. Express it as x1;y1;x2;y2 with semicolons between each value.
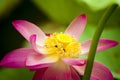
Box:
0;0;120;80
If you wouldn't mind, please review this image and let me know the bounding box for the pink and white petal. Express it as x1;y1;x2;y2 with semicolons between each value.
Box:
81;38;118;54
29;34;48;55
29;34;37;51
12;20;46;45
42;62;72;80
90;77;99;80
33;67;48;80
65;14;86;40
26;54;59;69
91;62;114;80
62;58;86;66
0;48;36;68
73;65;84;76
71;67;81;80
73;61;114;80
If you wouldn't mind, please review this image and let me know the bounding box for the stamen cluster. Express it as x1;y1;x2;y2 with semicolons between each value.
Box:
44;33;81;58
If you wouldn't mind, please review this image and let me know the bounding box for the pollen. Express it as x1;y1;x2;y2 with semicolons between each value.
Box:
44;33;81;58
56;33;73;43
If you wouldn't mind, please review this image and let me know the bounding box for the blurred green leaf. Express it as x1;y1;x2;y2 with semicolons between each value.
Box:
32;0;120;28
0;68;34;80
32;0;86;25
0;0;20;18
76;0;120;11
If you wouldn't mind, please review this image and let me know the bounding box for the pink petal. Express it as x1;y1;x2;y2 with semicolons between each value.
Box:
81;38;118;54
90;77;99;80
12;20;46;45
33;63;81;80
29;34;37;51
71;67;81;80
0;48;36;68
62;58;86;66
33;67;48;80
73;61;114;80
45;33;50;36
29;34;48;55
42;62;72;80
65;14;86;40
26;53;59;69
91;62;114;80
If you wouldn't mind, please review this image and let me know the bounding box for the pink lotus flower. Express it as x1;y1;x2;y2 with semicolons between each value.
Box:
0;14;118;80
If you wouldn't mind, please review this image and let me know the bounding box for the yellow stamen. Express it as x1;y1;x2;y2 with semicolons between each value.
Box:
44;33;81;58
56;33;73;43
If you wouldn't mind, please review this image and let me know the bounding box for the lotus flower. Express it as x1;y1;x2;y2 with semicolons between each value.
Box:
0;14;118;80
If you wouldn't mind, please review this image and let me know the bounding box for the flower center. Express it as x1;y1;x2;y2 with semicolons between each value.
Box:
44;33;81;58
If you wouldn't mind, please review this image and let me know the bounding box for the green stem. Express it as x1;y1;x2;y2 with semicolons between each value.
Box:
82;4;118;80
